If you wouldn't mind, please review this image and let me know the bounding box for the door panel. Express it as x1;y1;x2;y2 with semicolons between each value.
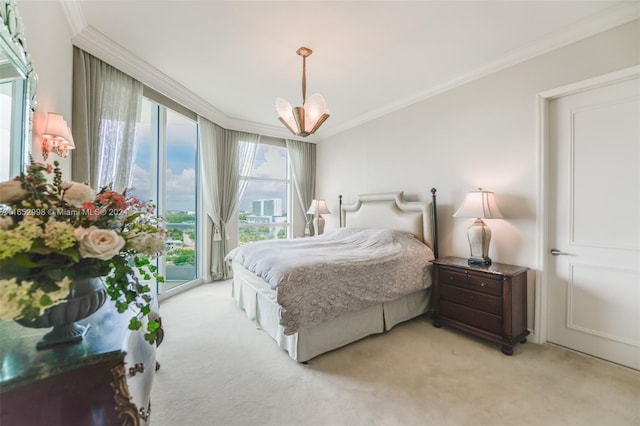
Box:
568;263;639;346
547;76;640;370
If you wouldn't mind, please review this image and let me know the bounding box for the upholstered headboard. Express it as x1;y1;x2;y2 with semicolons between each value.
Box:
340;190;439;257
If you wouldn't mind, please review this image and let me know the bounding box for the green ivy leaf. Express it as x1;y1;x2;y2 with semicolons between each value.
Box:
147;319;160;332
129;317;142;330
39;293;53;307
144;332;157;345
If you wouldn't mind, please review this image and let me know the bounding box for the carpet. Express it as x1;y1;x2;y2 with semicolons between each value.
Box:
150;282;640;426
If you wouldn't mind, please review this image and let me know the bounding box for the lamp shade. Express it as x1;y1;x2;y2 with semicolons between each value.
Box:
453;189;504;219
42;113;69;140
307;199;331;215
62;126;75;149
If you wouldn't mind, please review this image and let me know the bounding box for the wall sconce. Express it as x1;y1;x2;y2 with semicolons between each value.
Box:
306;199;331;236
453;188;504;266
42;112;75;160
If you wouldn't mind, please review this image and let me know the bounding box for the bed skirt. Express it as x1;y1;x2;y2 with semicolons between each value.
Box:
231;262;432;362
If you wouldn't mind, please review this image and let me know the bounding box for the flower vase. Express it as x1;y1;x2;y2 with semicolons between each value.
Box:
16;277;108;350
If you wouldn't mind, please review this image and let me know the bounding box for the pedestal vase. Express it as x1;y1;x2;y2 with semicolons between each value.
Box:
16;277;108;350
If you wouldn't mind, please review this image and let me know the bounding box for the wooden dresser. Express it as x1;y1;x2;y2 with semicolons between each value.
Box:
432;256;529;355
0;301;157;425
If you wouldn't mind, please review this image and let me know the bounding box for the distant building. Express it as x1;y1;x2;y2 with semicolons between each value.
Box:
246;215;272;224
252;199;282;217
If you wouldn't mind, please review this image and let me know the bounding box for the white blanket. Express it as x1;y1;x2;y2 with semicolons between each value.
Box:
225;228;434;334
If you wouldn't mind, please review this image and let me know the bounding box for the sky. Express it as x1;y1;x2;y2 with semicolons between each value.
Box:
129;120;197;212
239;144;289;215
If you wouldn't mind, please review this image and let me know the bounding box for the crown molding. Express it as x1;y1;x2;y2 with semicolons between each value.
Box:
320;2;640;139
59;0;86;37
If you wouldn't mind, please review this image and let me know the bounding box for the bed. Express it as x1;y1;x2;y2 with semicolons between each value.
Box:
226;190;439;362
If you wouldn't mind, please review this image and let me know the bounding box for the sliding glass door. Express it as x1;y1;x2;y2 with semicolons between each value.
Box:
131;98;198;295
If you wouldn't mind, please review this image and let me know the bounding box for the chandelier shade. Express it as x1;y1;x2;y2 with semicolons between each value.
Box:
276;47;329;137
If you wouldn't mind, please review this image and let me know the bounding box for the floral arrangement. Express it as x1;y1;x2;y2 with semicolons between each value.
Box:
0;161;167;343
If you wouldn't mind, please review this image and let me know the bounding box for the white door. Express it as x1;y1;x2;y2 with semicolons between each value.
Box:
547;75;640;370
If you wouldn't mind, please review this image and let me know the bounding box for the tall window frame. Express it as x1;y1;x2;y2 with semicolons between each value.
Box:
238;138;291;244
130;95;201;297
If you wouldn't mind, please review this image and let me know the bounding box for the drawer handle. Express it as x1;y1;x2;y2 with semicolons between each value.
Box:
480;282;486;287
129;363;145;377
449;276;454;280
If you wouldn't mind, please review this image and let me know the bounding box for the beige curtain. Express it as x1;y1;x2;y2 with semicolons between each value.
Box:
72;47;142;191
198;116;260;281
286;139;316;236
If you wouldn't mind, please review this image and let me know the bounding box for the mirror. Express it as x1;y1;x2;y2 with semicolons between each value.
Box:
1;0;37;181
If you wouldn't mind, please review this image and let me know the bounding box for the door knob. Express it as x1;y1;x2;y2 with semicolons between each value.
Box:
550;249;570;256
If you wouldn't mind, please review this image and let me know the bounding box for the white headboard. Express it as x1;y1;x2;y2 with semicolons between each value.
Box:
340;191;438;256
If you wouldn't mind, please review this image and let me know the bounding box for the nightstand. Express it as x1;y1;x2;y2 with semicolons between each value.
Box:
432;256;529;355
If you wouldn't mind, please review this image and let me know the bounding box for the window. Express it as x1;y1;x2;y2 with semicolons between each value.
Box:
238;142;290;244
130;98;199;294
0;79;25;182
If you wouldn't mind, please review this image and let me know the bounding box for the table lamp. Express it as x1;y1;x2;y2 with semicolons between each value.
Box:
453;188;504;266
307;199;331;235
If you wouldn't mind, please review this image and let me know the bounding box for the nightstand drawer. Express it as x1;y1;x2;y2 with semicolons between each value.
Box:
466;272;502;296
439;267;503;297
439;268;467;286
440;300;502;334
439;284;502;315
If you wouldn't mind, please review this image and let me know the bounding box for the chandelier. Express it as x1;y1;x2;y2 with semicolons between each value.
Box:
276;47;330;137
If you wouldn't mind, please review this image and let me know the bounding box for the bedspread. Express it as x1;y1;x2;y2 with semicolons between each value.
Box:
225;228;434;334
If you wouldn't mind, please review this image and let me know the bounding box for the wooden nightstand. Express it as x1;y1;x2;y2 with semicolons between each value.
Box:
432;256;529;355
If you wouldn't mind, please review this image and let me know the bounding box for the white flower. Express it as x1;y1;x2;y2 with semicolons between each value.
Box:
48;276;73;301
0;277;72;320
0;180;27;204
62;182;96;208
0;278;28;319
0;216;13;230
126;228;167;258
76;226;125;260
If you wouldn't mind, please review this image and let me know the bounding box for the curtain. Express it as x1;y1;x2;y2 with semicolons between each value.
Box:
285;139;316;236
72;47;142;191
198;116;260;281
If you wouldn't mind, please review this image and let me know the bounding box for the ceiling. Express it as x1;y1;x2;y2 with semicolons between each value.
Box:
64;0;638;141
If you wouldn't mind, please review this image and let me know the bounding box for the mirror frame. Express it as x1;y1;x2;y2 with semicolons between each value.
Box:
1;0;37;172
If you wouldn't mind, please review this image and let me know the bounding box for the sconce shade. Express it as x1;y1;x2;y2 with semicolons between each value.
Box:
307;199;331;215
453;189;504;219
42;113;75;159
43;113;69;140
64;130;76;149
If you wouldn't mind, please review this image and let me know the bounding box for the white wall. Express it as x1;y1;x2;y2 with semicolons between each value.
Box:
316;21;639;330
19;0;74;179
